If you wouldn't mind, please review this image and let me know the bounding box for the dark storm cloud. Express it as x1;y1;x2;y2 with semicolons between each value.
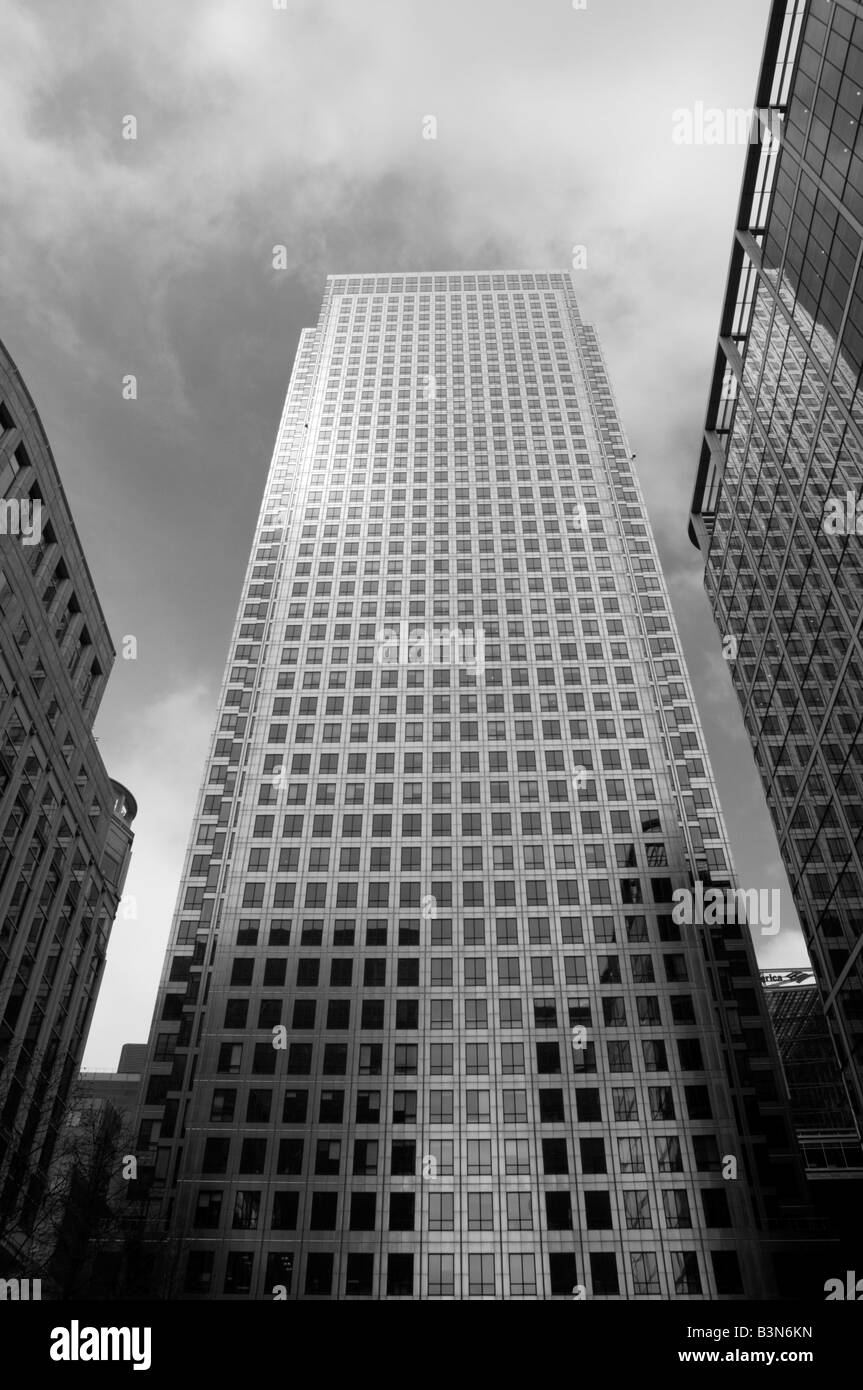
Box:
0;0;802;1066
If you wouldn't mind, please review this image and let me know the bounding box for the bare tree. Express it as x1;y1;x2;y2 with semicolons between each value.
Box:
0;1041;77;1281
1;1056;181;1298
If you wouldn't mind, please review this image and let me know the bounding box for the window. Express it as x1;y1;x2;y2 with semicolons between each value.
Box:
701;1188;732;1228
239;1138;266;1174
574;1089;600;1122
185;1251;214;1294
623;1190;652;1230
618;1137;645;1173
210;1089;236;1123
315;1139;341;1175
217;1043;242;1075
427;1139;454;1176
468;1254;496;1297
467;1192;494;1231
671;1251;702;1295
391;1139;415;1176
353;1140;378;1176
506;1192;533;1231
655;1136;683;1173
387;1254;414;1297
310;1192;338;1230
634;994;660;1026
642;1039;668;1071
545;1191;572;1231
631;1251;660;1296
648;1086;675;1120
534;1039;560;1072
684;1086;711;1121
612;1088;637;1121
678;1038;703;1071
276;1139;303;1175
430;1089;454;1123
393;1090;417;1124
232;1190;261;1230
283;1089;308;1123
607;1040;632;1072
428;1191;454;1232
224;1251;254;1295
508;1253;537;1297
394;1043;418;1074
662;1189;691;1229
542;1138;569;1175
584;1191;613;1230
272;1192;299;1230
590;1252;619;1296
305;1253;334;1296
389;1193;416;1231
193;1190;223;1230
428;1253;455;1297
711;1251;743;1295
548;1253;577;1296
345;1253;374;1297
465;1089;491;1122
693;1135;721;1172
468;1139;493;1175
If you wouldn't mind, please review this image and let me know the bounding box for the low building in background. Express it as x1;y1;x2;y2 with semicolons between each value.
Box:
78;1043;149;1125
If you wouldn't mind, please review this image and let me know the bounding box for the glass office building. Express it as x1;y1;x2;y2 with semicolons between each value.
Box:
689;0;863;1130
136;270;812;1299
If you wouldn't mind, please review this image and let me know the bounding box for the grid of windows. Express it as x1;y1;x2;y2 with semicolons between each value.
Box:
691;0;863;1127
136;270;804;1298
0;340;136;1241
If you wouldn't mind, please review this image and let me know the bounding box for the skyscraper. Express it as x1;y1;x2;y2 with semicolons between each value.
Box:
0;335;136;1267
689;0;863;1127
136;270;813;1301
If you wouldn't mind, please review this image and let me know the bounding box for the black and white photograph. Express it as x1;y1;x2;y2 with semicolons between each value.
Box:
0;0;860;1368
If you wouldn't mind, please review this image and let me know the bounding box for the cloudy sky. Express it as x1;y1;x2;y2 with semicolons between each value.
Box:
0;0;807;1071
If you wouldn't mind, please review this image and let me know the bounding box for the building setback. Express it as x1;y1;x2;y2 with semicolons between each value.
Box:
136;270;816;1300
0;335;136;1267
689;0;863;1129
78;1043;149;1127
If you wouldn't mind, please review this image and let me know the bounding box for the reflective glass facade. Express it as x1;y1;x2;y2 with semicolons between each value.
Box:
690;0;863;1130
137;271;808;1299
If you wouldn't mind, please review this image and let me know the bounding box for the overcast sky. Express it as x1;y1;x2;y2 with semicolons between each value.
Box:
0;0;807;1071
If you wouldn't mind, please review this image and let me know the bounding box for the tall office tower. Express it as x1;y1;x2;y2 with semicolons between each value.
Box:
689;0;863;1129
136;270;813;1303
761;969;863;1255
0;336;136;1266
